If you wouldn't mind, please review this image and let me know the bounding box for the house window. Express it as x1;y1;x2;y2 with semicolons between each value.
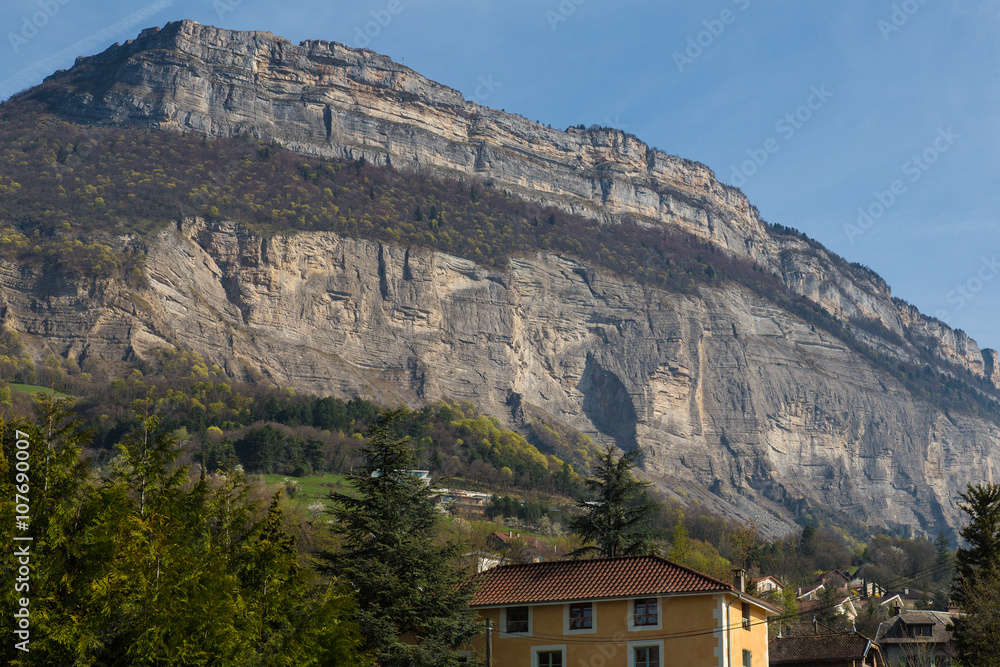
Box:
628;640;664;667
742;601;751;630
742;649;752;667
569;602;593;630
535;648;564;667
634;645;660;667
634;598;658;626
506;606;529;634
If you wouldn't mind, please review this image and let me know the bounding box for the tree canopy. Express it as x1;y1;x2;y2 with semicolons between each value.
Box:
949;482;1000;665
322;411;481;666
0;396;369;666
569;445;660;558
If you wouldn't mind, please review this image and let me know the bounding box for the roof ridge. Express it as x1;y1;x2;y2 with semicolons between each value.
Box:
470;554;750;607
482;553;738;589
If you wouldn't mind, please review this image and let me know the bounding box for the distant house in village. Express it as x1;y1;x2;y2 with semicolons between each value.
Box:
370;469;432;484
752;575;785;594
435;488;492;517
770;631;883;666
875;610;960;666
875;593;905;613
817;570;852;595
464;550;503;573
853;580;888;600
882;588;930;611
796;595;859;621
795;573;858;620
467;555;781;666
796;582;825;602
488;530;559;562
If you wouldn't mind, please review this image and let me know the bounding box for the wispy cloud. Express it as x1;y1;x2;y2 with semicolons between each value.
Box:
0;0;175;101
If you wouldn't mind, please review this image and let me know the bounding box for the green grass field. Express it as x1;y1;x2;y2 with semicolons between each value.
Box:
262;473;356;510
9;383;71;399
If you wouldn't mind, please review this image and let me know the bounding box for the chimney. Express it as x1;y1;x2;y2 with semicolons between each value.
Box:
732;568;746;592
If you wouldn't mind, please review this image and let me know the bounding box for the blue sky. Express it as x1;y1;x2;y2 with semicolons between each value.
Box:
2;0;998;349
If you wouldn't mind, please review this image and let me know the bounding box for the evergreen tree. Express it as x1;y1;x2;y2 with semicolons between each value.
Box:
0;396;95;664
952;483;1000;595
238;492;370;667
800;524;817;556
815;585;849;632
853;597;887;639
934;530;951;573
569;445;660;558
0;399;369;666
950;568;1000;666
950;482;1000;665
322;411;479;666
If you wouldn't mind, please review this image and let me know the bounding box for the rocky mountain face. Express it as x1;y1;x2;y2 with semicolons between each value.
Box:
6;20;1000;536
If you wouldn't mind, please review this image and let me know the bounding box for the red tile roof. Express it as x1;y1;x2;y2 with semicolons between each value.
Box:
491;531;549;550
469;555;780;612
770;632;877;663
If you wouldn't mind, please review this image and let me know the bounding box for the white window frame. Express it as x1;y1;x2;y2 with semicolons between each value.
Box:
532;644;566;667
456;650;472;663
563;601;596;634
628;596;662;632
627;639;665;667
500;605;532;637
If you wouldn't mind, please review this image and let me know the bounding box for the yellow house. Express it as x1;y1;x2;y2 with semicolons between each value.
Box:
468;555;780;667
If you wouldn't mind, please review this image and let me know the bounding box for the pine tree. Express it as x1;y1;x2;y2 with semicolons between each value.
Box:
239;492;370;666
0;396;96;664
953;483;1000;595
934;530;951;573
0;399;370;666
569;445;660;558
950;482;1000;665
815;584;849;631
322;410;479;666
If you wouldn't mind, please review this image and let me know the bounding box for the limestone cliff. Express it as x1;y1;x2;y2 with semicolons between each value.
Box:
3;20;999;536
25;19;996;388
1;218;996;537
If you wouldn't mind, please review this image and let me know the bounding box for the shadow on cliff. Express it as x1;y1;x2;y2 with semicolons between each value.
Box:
578;354;639;452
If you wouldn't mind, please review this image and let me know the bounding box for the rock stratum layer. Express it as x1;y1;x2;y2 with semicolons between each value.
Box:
5;20;1000;536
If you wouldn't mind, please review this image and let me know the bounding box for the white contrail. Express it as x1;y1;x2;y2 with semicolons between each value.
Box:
1;0;176;101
